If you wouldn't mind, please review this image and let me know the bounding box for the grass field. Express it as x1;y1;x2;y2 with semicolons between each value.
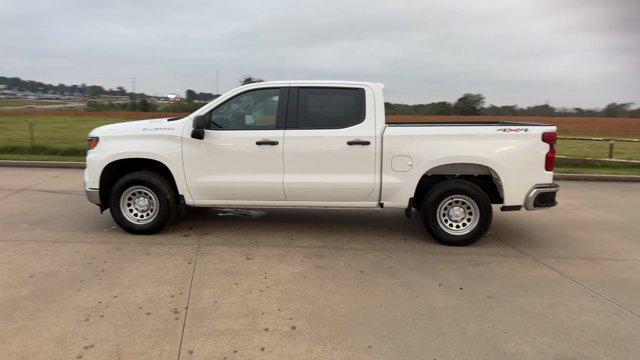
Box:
0;153;86;162
0;110;638;174
0;110;186;157
557;139;639;160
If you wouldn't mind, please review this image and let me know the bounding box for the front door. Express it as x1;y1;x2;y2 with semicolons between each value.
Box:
183;87;288;202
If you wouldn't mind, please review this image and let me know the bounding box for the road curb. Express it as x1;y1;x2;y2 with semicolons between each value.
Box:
0;160;85;169
553;173;640;182
1;160;640;182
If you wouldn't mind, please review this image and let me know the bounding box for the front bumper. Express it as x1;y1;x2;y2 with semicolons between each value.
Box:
85;188;100;205
525;183;559;210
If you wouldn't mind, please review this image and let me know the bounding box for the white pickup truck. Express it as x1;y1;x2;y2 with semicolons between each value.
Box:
85;81;558;246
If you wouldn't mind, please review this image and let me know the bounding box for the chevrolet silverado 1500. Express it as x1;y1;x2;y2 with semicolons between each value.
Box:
85;81;558;246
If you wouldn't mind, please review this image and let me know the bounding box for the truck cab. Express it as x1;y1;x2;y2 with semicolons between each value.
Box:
183;82;383;207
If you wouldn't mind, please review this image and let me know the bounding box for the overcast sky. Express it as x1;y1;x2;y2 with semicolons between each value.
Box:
1;0;638;107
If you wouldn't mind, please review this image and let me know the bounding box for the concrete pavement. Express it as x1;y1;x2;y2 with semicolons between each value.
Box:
0;167;638;359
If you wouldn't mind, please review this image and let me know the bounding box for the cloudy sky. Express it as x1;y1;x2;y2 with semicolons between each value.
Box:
1;0;638;107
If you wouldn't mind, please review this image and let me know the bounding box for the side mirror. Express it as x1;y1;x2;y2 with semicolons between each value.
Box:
191;115;206;140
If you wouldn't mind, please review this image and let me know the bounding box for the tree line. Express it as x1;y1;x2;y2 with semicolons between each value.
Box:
3;75;638;117
185;89;219;102
86;99;206;113
385;93;640;118
0;76;146;98
0;75;217;101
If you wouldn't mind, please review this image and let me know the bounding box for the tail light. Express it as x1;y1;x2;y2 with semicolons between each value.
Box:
541;132;556;171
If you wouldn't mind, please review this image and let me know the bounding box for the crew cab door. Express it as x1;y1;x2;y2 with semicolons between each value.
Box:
283;87;377;202
182;87;288;202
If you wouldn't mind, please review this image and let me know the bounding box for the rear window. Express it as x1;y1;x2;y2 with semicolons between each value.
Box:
297;88;365;129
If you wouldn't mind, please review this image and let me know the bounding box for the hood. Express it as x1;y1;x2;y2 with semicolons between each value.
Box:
88;117;185;137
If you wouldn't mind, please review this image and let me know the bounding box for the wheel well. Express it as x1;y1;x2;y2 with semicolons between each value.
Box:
412;164;503;210
99;158;179;209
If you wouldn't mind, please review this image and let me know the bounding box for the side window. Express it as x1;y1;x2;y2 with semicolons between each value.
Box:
297;88;365;129
207;88;281;130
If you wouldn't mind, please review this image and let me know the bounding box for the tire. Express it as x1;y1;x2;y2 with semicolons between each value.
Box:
420;179;492;246
109;171;176;234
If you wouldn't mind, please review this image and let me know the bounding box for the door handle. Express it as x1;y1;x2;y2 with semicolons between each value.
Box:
347;139;370;146
256;140;279;145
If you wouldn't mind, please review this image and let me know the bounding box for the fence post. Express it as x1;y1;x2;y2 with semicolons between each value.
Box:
608;140;615;159
28;120;35;147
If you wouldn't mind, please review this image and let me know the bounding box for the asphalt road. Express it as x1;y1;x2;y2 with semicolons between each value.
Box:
1;167;639;359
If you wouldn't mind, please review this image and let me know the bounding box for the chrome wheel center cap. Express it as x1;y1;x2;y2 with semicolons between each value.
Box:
448;206;466;222
134;196;150;211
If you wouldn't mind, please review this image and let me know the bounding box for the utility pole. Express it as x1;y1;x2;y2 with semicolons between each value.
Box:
131;77;136;94
216;71;219;94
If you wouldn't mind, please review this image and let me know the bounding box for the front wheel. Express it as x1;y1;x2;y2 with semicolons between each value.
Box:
109;171;176;234
421;179;492;246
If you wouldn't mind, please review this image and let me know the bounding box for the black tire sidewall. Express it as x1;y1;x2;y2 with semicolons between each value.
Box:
109;171;175;234
422;180;492;246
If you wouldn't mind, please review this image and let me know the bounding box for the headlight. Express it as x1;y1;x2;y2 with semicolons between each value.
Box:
86;136;100;150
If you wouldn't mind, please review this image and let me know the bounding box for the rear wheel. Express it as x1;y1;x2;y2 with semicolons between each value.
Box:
109;171;176;234
421;179;492;246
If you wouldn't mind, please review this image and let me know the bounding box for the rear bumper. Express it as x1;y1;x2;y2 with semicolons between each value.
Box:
85;188;100;205
525;183;558;210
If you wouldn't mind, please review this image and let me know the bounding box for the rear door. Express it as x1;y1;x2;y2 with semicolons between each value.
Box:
283;86;377;202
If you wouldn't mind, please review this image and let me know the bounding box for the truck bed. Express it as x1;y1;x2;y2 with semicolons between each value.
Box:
380;121;557;208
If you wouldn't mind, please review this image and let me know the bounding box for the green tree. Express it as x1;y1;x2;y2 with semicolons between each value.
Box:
185;89;196;102
86;85;106;97
138;98;150;112
453;93;485;115
427;101;453;115
604;102;633;117
483;105;519;116
521;104;555;116
240;76;264;85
